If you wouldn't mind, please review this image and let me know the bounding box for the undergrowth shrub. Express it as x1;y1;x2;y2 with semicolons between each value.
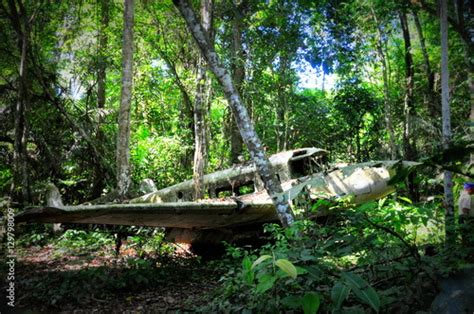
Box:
201;197;452;313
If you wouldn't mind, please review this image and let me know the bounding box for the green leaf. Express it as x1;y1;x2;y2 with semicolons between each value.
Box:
243;269;254;286
252;255;272;269
296;266;308;275
398;196;412;204
300;249;317;261
303;265;322;279
275;259;298;279
242;256;252;271
302;292;320;314
281;295;302;309
255;274;277;294
242;256;254;285
331;281;350;309
341;272;380;312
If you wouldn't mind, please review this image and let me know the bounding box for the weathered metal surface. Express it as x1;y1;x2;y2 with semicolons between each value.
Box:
132;147;328;203
286;161;421;204
16;200;278;229
15;148;421;229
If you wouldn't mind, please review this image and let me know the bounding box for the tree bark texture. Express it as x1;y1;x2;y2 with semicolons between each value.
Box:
413;11;438;118
275;59;290;152
454;0;474;168
371;8;397;159
193;0;213;200
97;0;108;112
229;0;244;164
92;0;110;198
116;0;134;199
399;11;418;201
8;0;31;205
417;0;473;55
173;0;295;226
440;0;454;243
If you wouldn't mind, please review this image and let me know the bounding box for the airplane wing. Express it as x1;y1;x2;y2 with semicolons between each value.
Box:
15;160;422;229
15;200;279;229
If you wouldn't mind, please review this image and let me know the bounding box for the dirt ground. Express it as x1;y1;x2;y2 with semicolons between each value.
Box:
1;243;222;313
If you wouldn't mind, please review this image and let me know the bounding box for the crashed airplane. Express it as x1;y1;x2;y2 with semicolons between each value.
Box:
16;147;420;235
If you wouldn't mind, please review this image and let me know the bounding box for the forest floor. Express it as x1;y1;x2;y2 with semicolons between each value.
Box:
1;242;222;313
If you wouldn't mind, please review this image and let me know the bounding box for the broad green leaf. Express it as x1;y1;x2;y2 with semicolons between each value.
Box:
255;274;277;294
341;272;367;290
300;249;317;261
242;256;252;271
331;281;350;309
281;295;302;309
243;270;254;285
302;292;320;314
296;266;308;275
242;256;254;285
303;265;322;279
251;255;272;269
341;272;380;312
275;259;298;279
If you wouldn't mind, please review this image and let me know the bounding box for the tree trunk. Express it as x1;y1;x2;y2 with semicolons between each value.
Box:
399;11;418;201
147;15;195;168
229;0;244;164
173;0;295;226
116;0;134;200
413;11;438;118
7;0;31;205
92;0;109;199
454;0;474;168
193;0;213;200
440;0;454;245
97;0;108;112
371;8;396;159
417;0;473;55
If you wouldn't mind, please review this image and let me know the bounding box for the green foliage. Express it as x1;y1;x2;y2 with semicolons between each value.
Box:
202;197;448;312
55;230;114;255
125;228;175;258
0;0;471;205
16;224;56;247
130;127;191;188
0;165;12;194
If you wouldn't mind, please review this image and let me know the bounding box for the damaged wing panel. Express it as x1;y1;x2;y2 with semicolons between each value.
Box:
15;147;421;229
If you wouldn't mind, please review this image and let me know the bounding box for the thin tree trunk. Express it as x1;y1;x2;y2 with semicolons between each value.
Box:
193;0;213;200
8;0;31;205
417;0;473;55
147;16;195;168
174;0;295;226
440;0;454;244
92;0;109;198
97;0;108;112
229;0;244;164
116;0;134;199
454;0;474;168
371;8;396;159
413;11;438;118
399;11;418;201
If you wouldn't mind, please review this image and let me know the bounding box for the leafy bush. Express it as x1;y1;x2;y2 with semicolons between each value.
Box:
202;198;446;313
55;229;114;254
125;228;175;259
16;223;56;247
